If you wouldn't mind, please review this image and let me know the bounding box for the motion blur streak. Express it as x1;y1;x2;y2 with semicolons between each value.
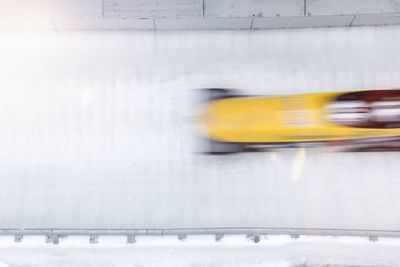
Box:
291;147;306;183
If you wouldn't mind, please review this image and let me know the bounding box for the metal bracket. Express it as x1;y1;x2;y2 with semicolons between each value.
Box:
14;235;23;242
215;234;224;241
89;235;99;244
127;235;136;244
177;234;187;241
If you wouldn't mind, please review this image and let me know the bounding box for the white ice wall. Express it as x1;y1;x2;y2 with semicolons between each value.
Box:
1;0;400;30
204;0;305;18
307;0;400;15
103;0;203;19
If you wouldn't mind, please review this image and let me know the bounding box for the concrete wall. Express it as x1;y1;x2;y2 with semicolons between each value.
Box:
0;0;400;30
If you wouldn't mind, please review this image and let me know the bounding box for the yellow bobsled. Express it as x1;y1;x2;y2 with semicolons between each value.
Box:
197;89;400;153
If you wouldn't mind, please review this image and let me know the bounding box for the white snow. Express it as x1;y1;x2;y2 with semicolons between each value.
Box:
0;235;399;266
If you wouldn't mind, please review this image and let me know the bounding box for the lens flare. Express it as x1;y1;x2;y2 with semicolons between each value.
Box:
291;147;306;183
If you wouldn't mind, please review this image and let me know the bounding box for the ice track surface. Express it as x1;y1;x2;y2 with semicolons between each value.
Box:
0;27;400;230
